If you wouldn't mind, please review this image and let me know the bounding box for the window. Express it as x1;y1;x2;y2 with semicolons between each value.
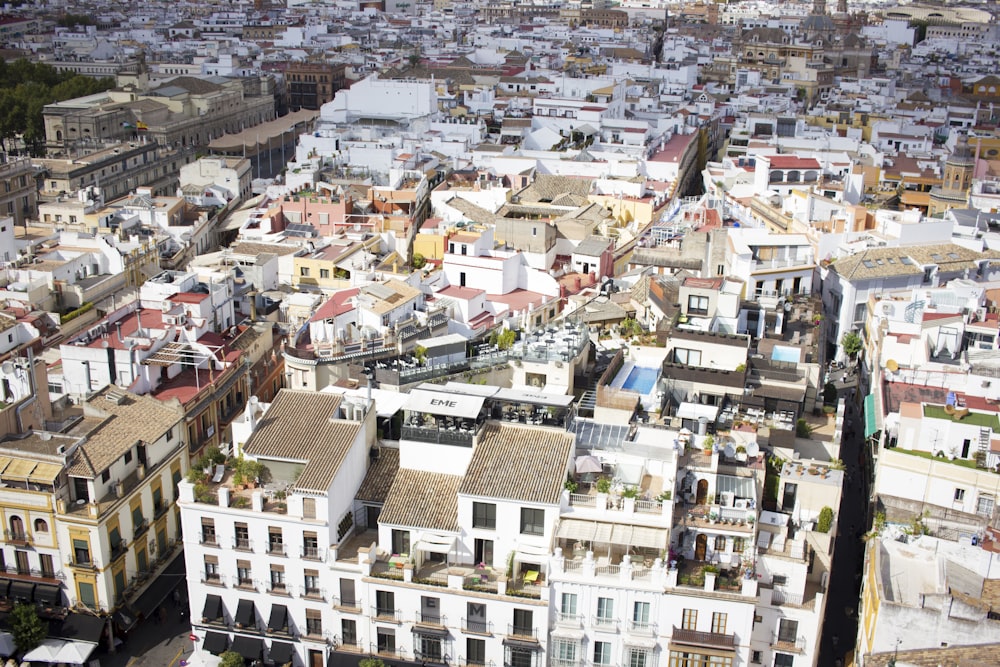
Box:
305;608;322;636
300;267;310;277
474;538;493;566
774;654;794;667
751;650;762;664
269;527;284;554
715;535;727;551
472;502;496;530
376;590;395;617
633;601;650;628
270;566;285;591
627;648;648;667
733;537;746;553
201;519;216;545
596;597;614;624
682;608;697;630
235;522;249;549
553;640;576;665
512;608;533;634
673;348;702;366
34;518;48;533
711;612;727;634
593;642;612;665
688;294;710;315
977;495;995;518
237;560;251;586
777;619;798;643
303;531;319;558
73;538;90;565
320;269;330;279
467;638;486;666
519;507;544;535
303;497;315;519
560;593;577;618
40;553;54;578
377;628;395;654
955;488;966;502
416;634;443;662
304;569;320;595
204;555;219;581
342;619;358;647
101;469;110;483
391;529;410;555
124;450;132;464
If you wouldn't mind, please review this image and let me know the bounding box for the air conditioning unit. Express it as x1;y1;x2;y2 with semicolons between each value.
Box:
734;499;748;510
721;492;735;508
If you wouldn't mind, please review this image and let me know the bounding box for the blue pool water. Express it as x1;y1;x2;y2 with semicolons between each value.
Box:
622;366;659;394
771;345;801;363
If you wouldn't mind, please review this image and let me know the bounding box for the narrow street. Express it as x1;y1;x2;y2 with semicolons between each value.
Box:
818;395;869;667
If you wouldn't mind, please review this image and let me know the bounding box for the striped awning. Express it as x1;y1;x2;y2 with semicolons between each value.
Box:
557;519;666;549
29;463;62;484
3;458;37;480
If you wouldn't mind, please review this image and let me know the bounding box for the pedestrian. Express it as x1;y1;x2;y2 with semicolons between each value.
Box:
172;589;181;607
158;606;167;624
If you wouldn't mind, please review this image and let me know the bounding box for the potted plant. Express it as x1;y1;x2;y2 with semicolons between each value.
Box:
621;486;640;499
564;476;578;493
703;435;715;456
735;445;747;462
596;478;612;494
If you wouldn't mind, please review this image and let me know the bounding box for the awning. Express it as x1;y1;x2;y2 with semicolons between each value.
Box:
676;402;719;421
865;393;878;437
22;639;97;664
623;636;658;649
10;580;34;600
415;535;456;554
0;578;11;598
615;463;644;486
0;632;14;656
754;383;806;402
133;551;184;618
515;542;550;558
28;462;62;485
232;635;263;661
269;640;295;665
716;474;755;499
550;627;586;640
405;388;486;419
202;594;223;622
267;604;288;633
2;458;37;480
502;637;540;649
493;388;575;407
557;519;596;542
34;584;61;606
203;631;228;655
411;624;449;638
235;599;256;628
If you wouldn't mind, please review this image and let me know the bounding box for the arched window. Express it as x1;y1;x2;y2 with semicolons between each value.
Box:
34;518;48;533
9;516;23;539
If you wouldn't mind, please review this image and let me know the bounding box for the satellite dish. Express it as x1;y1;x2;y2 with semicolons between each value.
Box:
886;359;899;372
0;362;13;375
746;442;760;458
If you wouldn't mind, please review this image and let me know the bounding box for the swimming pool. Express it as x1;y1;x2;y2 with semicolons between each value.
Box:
621;366;659;394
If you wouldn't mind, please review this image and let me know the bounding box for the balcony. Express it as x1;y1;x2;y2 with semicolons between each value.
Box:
302;587;325;601
302;545;324;561
133;519;149;541
110;540;129;562
153;501;169;520
268;583;289;596
333;597;362;613
771;633;806;653
233;537;252;551
268;542;287;556
555;612;582;628
627;620;656;636
671;627;736;650
5;531;31;546
507;625;538;642
592;616;618;632
200;534;218;547
462;619;493;635
202;572;224;586
415;612;446;628
67;557;97;571
372;606;402;623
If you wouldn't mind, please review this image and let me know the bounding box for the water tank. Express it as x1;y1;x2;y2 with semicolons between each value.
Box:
697;416;708;435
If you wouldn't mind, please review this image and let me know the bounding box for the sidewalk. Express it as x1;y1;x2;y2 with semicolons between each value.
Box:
104;583;193;667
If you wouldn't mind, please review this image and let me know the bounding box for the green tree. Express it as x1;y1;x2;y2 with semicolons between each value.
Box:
841;331;863;358
411;253;426;270
795;418;812;438
816;507;834;533
11;602;47;654
220;651;245;667
359;659;386;667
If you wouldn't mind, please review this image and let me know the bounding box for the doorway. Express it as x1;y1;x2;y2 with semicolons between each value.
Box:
695;534;707;561
309;649;324;667
696;479;709;505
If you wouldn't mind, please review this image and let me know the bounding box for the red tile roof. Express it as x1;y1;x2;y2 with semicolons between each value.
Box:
310;288;360;322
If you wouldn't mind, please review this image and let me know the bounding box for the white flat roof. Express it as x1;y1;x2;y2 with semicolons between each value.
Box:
406;388;486;419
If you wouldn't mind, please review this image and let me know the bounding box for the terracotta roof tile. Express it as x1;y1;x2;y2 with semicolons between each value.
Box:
380;468;461;532
356;448;400;503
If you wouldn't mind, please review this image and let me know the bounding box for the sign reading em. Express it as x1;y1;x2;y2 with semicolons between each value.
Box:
430;398;458;407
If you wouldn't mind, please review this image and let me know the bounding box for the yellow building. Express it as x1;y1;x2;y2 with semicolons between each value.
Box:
292;241;375;292
56;386;188;613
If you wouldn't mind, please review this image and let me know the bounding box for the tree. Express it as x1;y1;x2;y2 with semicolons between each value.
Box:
411;253;426;270
816;506;834;534
11;602;47;654
359;659;386;667
220;651;245;667
841;331;863;358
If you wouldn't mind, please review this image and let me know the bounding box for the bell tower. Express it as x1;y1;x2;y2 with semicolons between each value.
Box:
812;0;826;14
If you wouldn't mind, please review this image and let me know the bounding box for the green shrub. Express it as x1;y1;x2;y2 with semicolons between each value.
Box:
60;302;94;324
817;506;834;533
621;486;639;499
796;418;812;438
596;478;611;494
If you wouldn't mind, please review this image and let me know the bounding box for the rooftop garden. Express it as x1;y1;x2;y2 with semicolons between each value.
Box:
923;404;1000;430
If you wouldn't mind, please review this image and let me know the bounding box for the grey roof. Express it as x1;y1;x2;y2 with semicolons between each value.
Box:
574;235;612;257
